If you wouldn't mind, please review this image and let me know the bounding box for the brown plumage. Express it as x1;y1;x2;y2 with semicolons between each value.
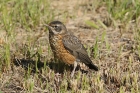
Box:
45;21;98;77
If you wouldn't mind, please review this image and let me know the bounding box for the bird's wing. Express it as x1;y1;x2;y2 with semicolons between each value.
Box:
62;34;98;71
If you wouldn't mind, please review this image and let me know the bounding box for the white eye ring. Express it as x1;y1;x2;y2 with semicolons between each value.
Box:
54;26;58;28
52;25;58;29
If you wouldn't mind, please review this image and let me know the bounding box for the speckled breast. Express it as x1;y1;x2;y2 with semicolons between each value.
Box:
49;34;75;64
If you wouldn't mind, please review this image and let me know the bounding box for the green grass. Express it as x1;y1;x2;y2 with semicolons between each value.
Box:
0;0;140;92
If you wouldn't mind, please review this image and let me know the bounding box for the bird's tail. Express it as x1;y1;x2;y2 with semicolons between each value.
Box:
87;63;98;71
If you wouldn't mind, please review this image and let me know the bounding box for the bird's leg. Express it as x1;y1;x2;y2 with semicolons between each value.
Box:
71;61;77;77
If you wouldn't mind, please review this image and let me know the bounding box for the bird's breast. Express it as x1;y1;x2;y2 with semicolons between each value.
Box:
49;35;75;64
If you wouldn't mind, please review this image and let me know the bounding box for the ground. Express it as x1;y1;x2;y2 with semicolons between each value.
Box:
0;0;140;93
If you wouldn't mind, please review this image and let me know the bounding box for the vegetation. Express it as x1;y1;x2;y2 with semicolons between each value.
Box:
0;0;140;92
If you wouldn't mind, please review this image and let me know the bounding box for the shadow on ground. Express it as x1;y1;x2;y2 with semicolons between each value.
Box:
12;57;74;74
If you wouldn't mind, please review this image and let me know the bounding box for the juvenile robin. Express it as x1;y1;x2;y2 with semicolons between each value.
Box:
45;21;98;77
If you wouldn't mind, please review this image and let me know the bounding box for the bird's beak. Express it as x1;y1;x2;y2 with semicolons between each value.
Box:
44;24;51;28
44;24;53;32
44;24;54;34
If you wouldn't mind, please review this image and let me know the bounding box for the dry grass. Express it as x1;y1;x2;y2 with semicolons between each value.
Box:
0;0;140;93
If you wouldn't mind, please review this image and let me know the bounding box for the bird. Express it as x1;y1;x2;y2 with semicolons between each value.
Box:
45;21;98;77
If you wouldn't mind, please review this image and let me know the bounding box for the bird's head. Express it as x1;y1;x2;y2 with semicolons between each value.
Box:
45;21;67;35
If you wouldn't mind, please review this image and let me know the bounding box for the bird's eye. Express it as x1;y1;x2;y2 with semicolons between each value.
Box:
53;25;61;32
53;26;55;28
52;25;58;29
54;26;58;29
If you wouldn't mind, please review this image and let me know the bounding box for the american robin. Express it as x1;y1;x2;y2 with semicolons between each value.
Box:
45;21;98;77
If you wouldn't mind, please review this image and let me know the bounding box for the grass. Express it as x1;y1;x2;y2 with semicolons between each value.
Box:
0;0;140;92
